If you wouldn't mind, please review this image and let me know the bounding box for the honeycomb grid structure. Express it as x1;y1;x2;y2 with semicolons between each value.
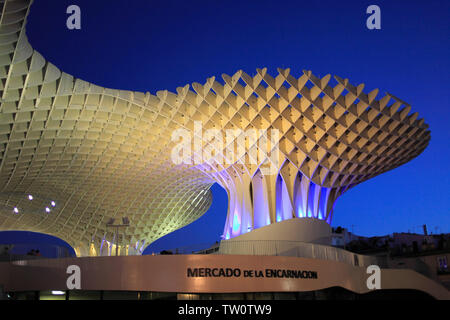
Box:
0;0;430;255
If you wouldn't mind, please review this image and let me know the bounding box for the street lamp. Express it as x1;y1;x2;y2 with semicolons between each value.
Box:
106;217;130;256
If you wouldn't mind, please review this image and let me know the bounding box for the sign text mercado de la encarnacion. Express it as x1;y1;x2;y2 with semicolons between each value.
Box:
187;267;318;279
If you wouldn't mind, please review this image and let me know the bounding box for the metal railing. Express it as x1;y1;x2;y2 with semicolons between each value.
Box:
0;244;75;262
145;242;220;255
217;239;388;267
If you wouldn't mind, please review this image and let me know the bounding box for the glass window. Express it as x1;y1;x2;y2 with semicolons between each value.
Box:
437;256;448;271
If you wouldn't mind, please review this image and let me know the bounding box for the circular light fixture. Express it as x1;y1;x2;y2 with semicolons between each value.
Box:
51;201;56;207
28;195;33;200
13;207;19;214
45;207;50;213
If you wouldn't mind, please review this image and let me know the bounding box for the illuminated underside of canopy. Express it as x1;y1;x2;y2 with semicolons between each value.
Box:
0;0;430;255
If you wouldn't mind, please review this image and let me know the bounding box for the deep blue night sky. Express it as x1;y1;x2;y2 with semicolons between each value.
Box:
1;0;448;254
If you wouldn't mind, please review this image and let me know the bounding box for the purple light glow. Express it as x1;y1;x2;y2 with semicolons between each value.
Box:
232;212;240;233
